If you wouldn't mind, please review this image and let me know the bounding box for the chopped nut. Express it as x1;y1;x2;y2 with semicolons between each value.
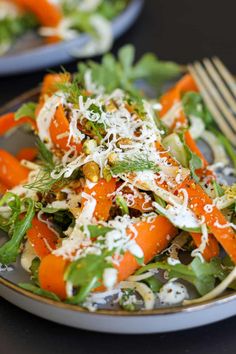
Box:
106;100;118;112
117;138;132;147
83;139;97;155
103;166;112;182
82;162;100;183
107;152;118;165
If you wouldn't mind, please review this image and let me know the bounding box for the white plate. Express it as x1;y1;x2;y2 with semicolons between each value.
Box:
0;88;236;334
0;0;144;76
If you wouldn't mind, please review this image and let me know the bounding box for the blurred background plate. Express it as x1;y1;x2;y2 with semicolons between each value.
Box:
0;0;144;76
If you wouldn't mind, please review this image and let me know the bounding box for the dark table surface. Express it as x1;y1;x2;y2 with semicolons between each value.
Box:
0;0;236;353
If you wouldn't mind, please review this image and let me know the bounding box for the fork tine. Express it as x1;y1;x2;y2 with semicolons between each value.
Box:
203;58;236;114
212;57;236;97
188;64;236;145
193;61;236;133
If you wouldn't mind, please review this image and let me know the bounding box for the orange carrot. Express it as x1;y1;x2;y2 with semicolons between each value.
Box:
190;232;220;261
82;178;117;221
0;112;36;136
16;147;38;161
155;142;218;260
41;73;70;97
184;130;208;167
39;216;176;297
0;149;29;188
49;104;82;153
12;0;62;27
176;74;199;93
129;194;153;212
159;74;198;129
117;215;177;281
27;217;58;259
39;254;68;300
177;176;236;263
0;181;7;195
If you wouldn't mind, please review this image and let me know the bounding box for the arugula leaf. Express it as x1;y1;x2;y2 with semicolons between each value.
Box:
180;134;203;182
182;92;236;169
77;45;181;97
212;180;225;198
19;283;60;301
80;224;113;239
182;92;213;125
136;257;227;296
0;192;21;233
15;102;37;121
132;52;181;91
0;198;35;264
65;251;113;303
36;139;54;170
143;276;163;292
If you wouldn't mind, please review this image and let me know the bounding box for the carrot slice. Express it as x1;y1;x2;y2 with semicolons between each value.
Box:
27;217;58;259
159;74;198;129
41;73;70;97
117;215;177;281
16;147;38;161
178;176;236;263
0;112;36;136
0;181;7;195
39;254;68;300
0;149;29;188
12;0;62;27
82;178;117;221
49;104;82;153
190;232;220;261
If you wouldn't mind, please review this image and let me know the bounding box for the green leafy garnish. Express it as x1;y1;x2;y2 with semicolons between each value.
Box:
0;198;35;264
25;140;65;193
0;13;37;55
77;45;181;97
0;192;21;233
15;102;37;120
136;257;227;296
81;225;113;239
19;283;60;301
182;92;236;169
30;257;41;286
180;133;203;182
111;155;160;175
65;251;113;303
212;180;225;198
143;276;163;292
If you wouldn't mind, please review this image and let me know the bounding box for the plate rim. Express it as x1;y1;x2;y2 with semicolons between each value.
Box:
1;276;236;317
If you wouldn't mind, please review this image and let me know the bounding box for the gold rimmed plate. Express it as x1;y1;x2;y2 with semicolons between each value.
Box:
0;88;236;334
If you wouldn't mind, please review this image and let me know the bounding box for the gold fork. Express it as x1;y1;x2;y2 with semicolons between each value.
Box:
188;57;236;146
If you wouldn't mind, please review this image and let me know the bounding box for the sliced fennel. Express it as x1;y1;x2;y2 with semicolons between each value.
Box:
201;130;229;166
189;116;205;139
162;133;188;167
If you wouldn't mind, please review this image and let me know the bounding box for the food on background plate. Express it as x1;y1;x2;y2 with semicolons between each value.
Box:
0;45;235;311
0;0;128;56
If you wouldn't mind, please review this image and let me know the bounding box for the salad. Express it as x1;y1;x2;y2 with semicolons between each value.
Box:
0;0;128;55
0;46;235;312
